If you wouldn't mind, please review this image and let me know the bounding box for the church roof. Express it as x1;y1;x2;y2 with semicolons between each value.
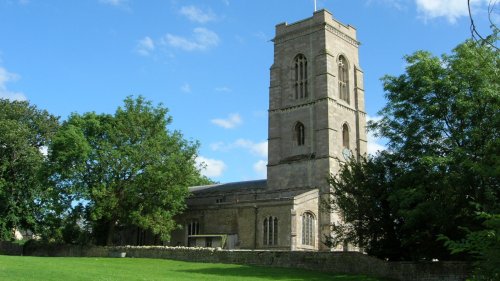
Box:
189;179;267;194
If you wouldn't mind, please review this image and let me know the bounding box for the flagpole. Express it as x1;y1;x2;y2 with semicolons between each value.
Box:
314;0;317;12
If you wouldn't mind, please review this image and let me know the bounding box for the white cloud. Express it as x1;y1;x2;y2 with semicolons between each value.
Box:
196;156;226;178
215;86;232;93
99;0;127;6
234;139;268;157
366;115;383;123
0;67;19;87
253;160;267;178
211;139;268;158
367;131;387;155
367;0;492;23
222;0;230;6
136;36;155;56
164;28;219;51
366;115;386;155
180;83;191;93
211;113;242;129
179;5;216;24
209;141;227;151
365;0;407;11
416;0;491;23
0;67;26;101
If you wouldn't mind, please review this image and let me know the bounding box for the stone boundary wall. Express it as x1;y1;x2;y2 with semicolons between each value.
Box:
22;242;108;257
19;244;470;281
0;241;23;256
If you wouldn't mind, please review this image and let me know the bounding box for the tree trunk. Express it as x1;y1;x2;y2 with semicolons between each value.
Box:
106;220;116;246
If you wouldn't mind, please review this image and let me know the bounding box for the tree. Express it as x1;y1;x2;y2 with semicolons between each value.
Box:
328;39;499;261
440;212;500;280
327;153;404;260
0;99;59;240
375;37;499;213
49;96;209;245
467;0;499;51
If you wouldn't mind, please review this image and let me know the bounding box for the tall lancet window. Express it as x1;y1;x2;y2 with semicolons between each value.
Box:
294;54;308;99
295;122;305;146
302;212;315;246
187;220;199;236
338;55;349;103
342;123;350;149
263;216;278;246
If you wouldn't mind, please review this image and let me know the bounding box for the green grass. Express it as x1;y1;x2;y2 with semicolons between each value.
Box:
0;255;388;281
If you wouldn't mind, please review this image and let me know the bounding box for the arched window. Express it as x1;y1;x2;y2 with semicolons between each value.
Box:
342;123;349;149
295;122;305;146
302;212;315;246
187;220;200;236
263;216;278;246
294;54;308;99
338;55;349;103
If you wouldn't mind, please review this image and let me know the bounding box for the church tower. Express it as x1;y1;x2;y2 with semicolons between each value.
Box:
267;9;367;249
169;9;367;252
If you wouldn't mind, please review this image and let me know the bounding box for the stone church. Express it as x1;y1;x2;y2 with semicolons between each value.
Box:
169;9;367;251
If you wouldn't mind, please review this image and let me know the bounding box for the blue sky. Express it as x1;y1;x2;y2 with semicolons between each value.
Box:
0;0;496;183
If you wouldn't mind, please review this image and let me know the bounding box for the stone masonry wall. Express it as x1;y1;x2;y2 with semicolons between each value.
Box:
19;244;470;281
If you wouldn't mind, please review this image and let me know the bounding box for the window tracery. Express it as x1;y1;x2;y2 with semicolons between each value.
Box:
263;216;278;246
302;212;315;246
294;54;308;100
338;55;349;103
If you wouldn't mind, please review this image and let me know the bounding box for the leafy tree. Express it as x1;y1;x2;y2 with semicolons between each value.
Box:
440;212;500;280
49;96;209;245
0;99;59;240
328;39;499;261
327;153;404;260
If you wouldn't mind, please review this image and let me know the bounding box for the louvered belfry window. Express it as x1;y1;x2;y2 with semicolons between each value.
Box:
294;54;308;100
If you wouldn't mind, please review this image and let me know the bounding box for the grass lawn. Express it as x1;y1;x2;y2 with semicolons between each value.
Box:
0;255;388;281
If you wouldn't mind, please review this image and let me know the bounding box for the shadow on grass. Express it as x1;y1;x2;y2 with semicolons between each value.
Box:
176;265;384;281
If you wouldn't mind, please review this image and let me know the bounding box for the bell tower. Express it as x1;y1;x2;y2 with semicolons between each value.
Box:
267;9;367;249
